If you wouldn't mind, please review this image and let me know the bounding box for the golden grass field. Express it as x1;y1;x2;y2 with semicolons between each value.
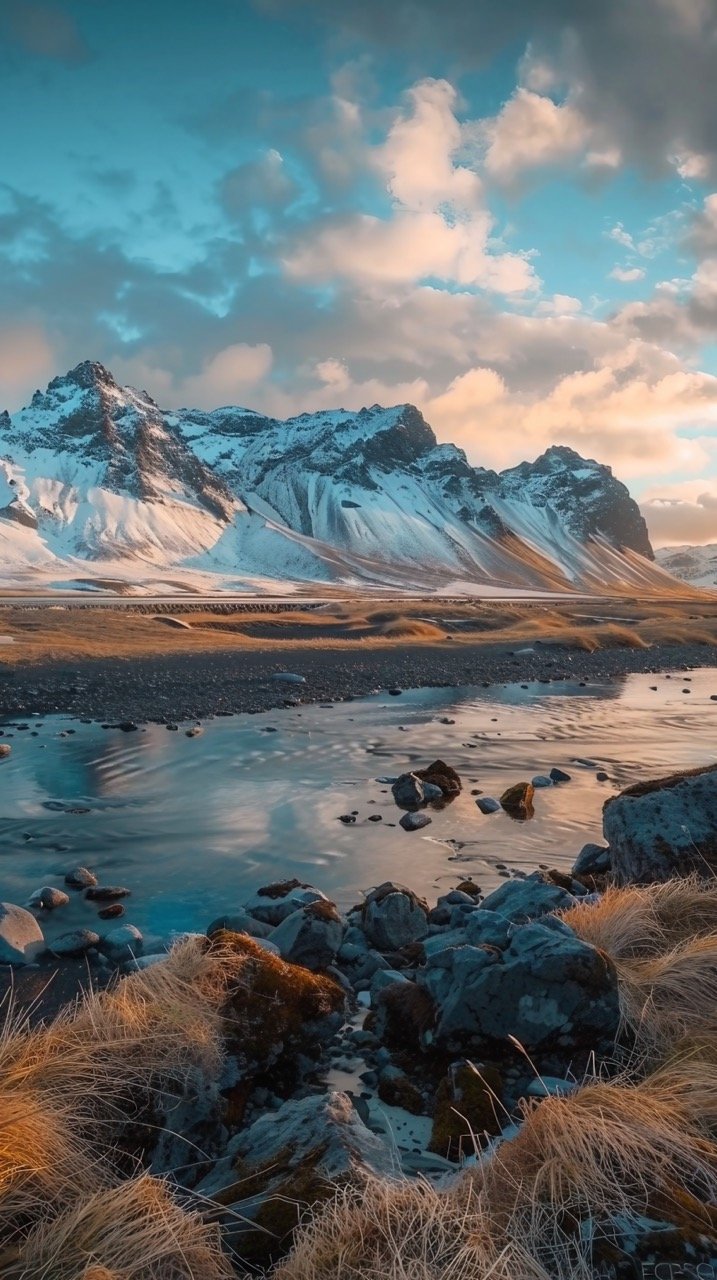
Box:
1;594;717;665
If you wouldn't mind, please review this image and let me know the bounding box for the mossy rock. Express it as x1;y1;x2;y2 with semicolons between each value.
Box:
377;1071;426;1115
429;1061;503;1160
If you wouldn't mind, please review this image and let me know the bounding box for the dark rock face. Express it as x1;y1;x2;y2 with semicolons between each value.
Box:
499;445;654;560
417;917;619;1052
604;764;717;883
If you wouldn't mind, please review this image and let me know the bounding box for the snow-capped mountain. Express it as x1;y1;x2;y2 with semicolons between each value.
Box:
0;361;676;595
655;544;717;589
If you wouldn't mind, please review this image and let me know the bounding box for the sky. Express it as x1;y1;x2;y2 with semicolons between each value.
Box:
2;1;717;545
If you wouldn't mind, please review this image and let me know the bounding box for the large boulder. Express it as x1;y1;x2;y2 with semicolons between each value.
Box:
196;1092;392;1266
0;902;44;965
480;872;578;923
417;917;619;1052
391;773;426;810
361;882;429;950
603;764;717;883
269;900;345;971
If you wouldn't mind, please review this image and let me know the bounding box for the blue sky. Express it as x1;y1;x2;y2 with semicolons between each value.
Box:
2;0;717;543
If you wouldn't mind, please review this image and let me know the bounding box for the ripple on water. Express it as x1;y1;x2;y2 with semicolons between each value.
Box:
0;668;715;942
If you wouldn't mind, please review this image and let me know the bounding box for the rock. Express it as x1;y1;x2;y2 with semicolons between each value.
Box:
64;865;97;889
373;980;437;1051
388;687;402;696
572;842;611;877
28;886;69;910
399;811;432;831
0;902;45;965
549;767;572;783
604;764;717;883
391;773;425;810
270;672;306;684
499;782;535;819
196;1091;392;1265
362;882;429;950
85;886;131;901
98;903;125;920
186;726;203;738
429;1061;503;1159
418;918;619;1052
0;744;11;759
243;880;329;926
99;924;143;963
370;967;409;997
377;1068;425;1114
49;928;100;958
118;721;138;732
269;900;345;971
480;872;577;923
416;759;461;798
596;771;609;782
476;796;501;815
206;909;272;939
532;775;553;788
338;813;357;824
463;909;512;949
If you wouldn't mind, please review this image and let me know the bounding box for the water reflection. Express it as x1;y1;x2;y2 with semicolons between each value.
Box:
0;668;714;943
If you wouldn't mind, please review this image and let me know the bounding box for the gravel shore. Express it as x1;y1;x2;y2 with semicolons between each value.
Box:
2;639;717;723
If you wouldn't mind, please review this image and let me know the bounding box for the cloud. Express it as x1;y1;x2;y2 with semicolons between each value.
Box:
610;266;646;282
219;150;298;217
282;78;537;295
481;89;591;187
1;2;91;63
641;484;717;546
265;0;717;180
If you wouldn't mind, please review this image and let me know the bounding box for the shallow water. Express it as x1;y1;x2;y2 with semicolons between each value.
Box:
1;667;715;945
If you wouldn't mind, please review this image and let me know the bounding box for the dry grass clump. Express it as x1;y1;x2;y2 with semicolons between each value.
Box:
270;1174;564;1280
615;934;717;1052
563;876;717;960
476;1075;717;1234
0;937;253;1236
3;1173;235;1280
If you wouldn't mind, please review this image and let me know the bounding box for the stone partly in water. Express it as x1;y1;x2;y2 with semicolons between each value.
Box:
391;773;426;811
476;796;501;815
604;763;717;883
500;781;535;820
549;767;572;784
0;744;11;759
65;865;98;889
29;886;70;910
99;924;144;964
415;759;462;799
85;886;131;902
269;900;345;971
0;902;45;965
418;916;619;1052
49;929;100;958
362;882;430;950
243;880;330;927
399;811;432;832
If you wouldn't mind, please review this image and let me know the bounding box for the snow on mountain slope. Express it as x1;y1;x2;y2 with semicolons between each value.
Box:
656;544;717;589
0;361;677;595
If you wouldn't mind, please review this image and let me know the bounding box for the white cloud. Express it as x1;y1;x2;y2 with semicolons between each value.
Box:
481;89;590;186
610;266;646;283
608;223;636;252
377;79;483;213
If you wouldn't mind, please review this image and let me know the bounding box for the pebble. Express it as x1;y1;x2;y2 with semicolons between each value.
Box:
29;886;70;910
49;929;100;957
85;886;131;901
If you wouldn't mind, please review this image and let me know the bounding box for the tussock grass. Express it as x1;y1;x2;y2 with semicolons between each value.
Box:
563;876;717;960
270;1175;566;1280
616;934;717;1052
4;1173;234;1280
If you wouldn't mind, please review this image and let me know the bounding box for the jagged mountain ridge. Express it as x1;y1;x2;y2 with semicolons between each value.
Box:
0;360;670;594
